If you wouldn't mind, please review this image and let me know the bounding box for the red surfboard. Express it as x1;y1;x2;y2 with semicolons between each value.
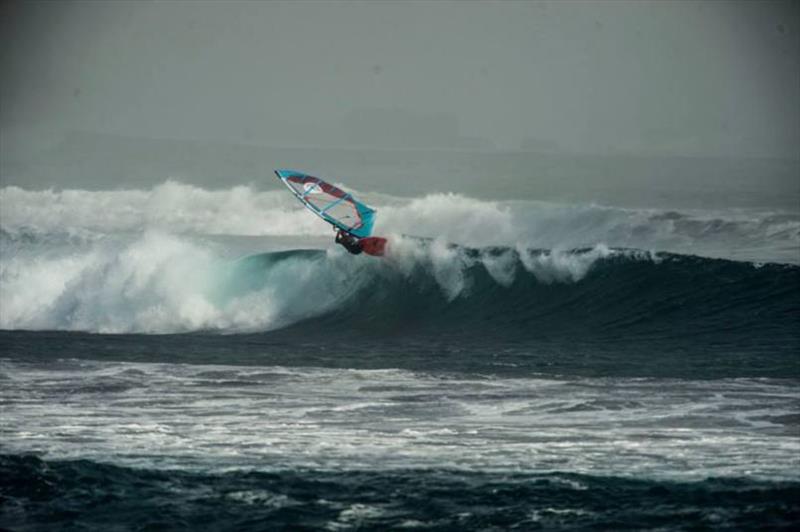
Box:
360;237;388;257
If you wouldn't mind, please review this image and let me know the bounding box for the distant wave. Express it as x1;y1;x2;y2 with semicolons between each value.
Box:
2;181;799;263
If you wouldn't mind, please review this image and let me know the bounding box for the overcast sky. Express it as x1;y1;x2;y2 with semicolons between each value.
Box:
2;0;798;157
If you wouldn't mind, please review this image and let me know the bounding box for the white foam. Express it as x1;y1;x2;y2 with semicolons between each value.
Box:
517;244;614;284
0;182;322;237
2;181;798;263
0;231;360;333
479;248;519;287
376;193;516;245
2;359;798;481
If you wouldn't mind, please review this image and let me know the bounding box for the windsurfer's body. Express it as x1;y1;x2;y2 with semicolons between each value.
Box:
335;229;363;255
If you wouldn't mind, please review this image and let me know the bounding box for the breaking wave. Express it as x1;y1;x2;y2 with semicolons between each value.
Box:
1;231;797;352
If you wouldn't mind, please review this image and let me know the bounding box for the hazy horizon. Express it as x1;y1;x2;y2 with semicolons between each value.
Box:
1;0;798;214
2;0;798;159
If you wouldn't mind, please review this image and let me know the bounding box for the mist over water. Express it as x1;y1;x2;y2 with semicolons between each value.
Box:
3;179;799;256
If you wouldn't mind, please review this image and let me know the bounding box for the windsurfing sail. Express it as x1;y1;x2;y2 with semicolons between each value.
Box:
274;169;376;238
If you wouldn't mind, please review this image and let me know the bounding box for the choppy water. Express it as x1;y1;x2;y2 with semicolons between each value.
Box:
1;181;799;530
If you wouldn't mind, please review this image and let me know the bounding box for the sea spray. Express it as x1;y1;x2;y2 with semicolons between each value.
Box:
2;181;798;263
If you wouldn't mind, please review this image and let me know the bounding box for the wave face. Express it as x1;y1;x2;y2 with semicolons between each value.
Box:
2;231;797;334
2;228;798;377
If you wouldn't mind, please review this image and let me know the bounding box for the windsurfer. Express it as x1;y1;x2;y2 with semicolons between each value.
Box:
335;229;363;255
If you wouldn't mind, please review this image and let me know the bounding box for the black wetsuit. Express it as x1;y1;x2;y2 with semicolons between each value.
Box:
335;230;363;255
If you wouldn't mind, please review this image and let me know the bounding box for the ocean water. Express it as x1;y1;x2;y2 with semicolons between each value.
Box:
1;178;799;530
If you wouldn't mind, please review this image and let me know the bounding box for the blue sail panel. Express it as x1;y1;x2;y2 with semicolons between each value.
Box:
275;169;375;238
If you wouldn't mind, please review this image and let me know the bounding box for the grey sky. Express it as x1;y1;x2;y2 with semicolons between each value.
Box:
2;0;798;157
